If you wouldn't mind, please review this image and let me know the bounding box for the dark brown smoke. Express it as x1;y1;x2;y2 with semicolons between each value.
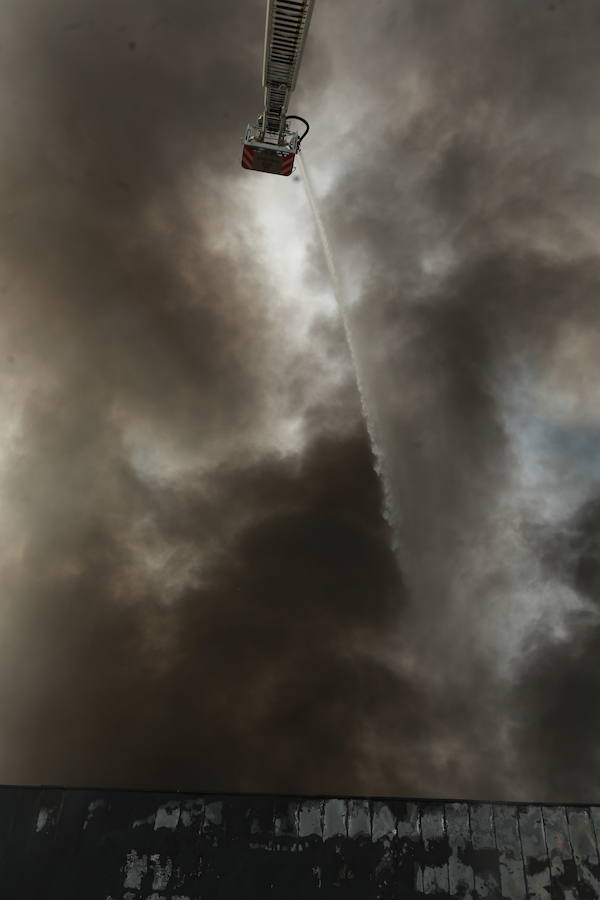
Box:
303;0;600;800
1;0;600;802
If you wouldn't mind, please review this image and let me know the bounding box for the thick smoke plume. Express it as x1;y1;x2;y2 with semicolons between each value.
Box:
1;0;600;802
303;0;600;800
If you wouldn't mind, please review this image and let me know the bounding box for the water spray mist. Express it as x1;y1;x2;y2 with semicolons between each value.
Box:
299;153;398;544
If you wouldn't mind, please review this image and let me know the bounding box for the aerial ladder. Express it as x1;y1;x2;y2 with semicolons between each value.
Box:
242;0;315;176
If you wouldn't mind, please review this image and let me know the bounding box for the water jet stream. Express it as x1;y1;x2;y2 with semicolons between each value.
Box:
299;153;397;539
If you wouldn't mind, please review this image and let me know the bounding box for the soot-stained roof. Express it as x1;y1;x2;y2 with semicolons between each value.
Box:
1;785;599;898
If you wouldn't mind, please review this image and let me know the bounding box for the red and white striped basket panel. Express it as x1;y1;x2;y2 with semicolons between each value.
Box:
241;146;295;176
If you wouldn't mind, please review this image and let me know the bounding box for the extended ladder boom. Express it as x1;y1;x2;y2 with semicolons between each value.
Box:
241;0;316;176
262;0;316;138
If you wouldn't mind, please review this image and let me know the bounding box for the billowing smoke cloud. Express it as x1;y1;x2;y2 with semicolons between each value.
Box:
304;0;600;800
0;0;407;796
1;0;600;802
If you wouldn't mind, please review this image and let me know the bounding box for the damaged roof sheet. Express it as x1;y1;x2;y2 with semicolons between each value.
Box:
0;785;599;898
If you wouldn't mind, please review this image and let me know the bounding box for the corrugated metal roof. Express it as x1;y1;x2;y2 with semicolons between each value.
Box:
1;785;599;898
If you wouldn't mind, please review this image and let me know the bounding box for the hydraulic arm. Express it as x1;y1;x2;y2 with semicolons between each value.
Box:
242;0;316;176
